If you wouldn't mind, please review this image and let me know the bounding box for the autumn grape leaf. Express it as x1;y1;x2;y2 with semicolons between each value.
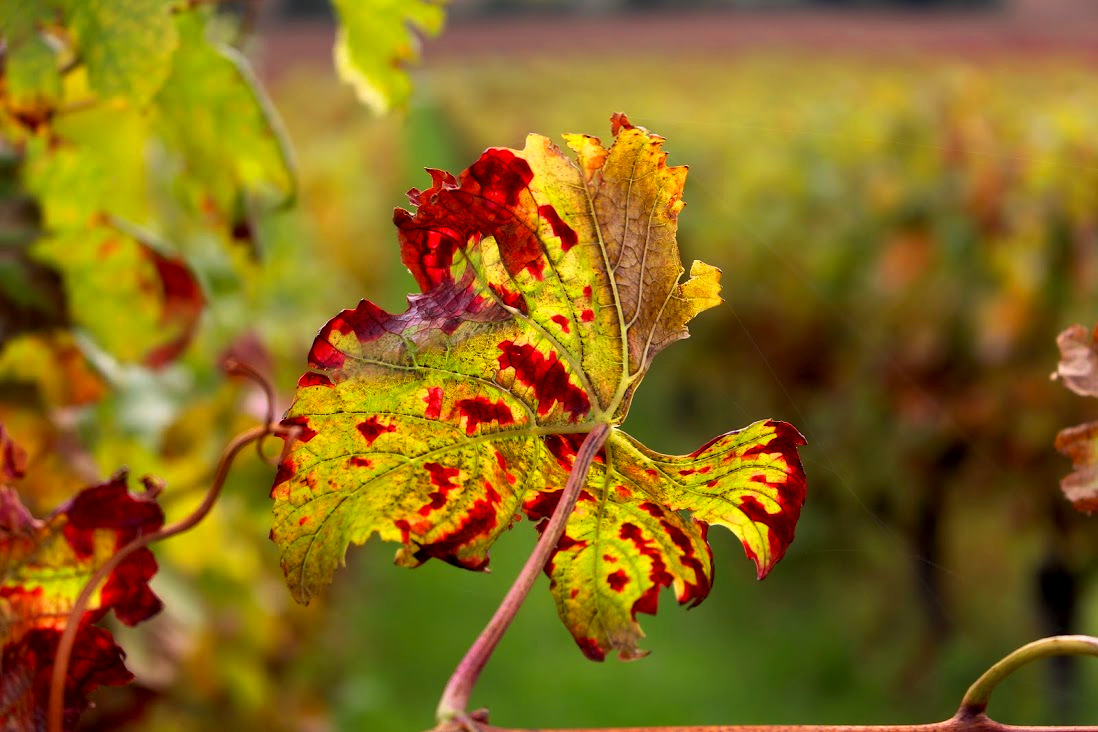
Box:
0;424;165;730
153;11;296;215
1052;323;1098;512
332;0;446;114
67;0;178;106
271;114;807;661
31;222;204;367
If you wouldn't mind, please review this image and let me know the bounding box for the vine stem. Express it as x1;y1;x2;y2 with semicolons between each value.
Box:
960;635;1098;714
434;634;1098;732
458;723;1098;732
436;422;612;725
46;422;296;732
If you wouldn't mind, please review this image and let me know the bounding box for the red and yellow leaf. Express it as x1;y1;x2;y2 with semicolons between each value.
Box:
0;426;164;730
272;115;807;661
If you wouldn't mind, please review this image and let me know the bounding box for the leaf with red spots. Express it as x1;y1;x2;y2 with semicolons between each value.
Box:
272;115;807;661
0;427;164;730
1053;323;1098;512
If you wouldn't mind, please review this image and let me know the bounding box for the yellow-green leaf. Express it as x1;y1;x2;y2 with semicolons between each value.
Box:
272;116;807;661
4;33;62;117
32;223;204;366
154;13;295;214
67;0;177;105
331;0;446;114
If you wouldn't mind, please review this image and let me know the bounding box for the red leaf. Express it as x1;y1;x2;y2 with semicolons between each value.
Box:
0;430;164;730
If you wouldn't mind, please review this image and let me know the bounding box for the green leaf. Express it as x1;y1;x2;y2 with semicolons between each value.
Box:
271;115;808;661
4;34;62;114
154;12;295;214
66;0;177;105
32;222;204;366
331;0;446;114
22;109;151;230
0;1;60;47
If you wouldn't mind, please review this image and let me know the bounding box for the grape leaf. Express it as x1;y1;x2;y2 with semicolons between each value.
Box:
1052;323;1098;511
32;222;204;367
331;0;446;114
271;115;807;660
0;332;106;409
0;426;164;730
153;12;295;215
4;34;62;124
66;0;178;106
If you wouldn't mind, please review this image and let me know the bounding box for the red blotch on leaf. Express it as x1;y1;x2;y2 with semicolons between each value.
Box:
550;314;571;333
543;433;603;471
271;459;295;496
281;415;317;443
348;456;373;468
357;416;396;446
495;451;517;485
454;396;515;435
144;248;205;368
539;204;579;252
489;283;528;314
497;341;590;420
576;636;606;662
307;338;346;370
420;462;462;515
63;475;165;625
298;371;334;388
619;522;674;618
396;149;543;292
607;569;630;592
395;519;412;543
523;489;563;522
581;309;594;323
424;386;443;420
408;485;502;570
738;420;808;576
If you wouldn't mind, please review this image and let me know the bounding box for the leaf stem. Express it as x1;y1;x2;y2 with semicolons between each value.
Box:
436;422;612;724
431;634;1098;732
46;422;297;732
959;634;1098;715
